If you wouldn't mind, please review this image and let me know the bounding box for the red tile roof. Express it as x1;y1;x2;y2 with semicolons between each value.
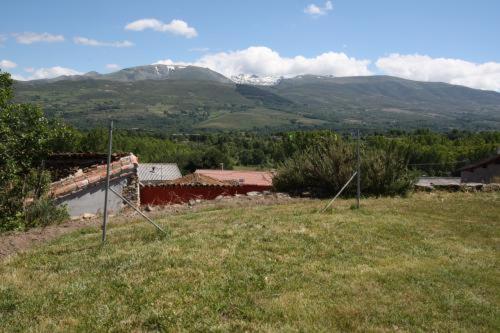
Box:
49;153;138;198
194;170;274;187
143;173;238;187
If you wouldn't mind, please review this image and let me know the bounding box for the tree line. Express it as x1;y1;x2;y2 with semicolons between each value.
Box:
57;128;500;177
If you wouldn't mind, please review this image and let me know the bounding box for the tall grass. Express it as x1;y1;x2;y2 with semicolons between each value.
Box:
23;197;69;229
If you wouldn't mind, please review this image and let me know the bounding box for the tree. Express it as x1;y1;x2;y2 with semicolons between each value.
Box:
0;71;70;231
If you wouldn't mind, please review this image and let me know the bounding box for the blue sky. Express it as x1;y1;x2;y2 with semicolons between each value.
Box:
1;0;499;90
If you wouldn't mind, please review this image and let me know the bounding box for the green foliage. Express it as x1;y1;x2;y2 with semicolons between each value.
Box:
361;143;418;196
0;71;13;107
185;147;234;172
273;137;417;197
366;129;500;176
63;128;499;177
0;71;70;231
23;197;69;229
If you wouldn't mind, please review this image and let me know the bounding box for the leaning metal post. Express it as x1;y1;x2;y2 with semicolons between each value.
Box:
318;171;358;213
109;187;167;234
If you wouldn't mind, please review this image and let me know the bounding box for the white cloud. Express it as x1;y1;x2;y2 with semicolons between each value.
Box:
155;46;371;78
0;34;7;45
106;63;121;70
125;18;197;38
14;66;82;81
73;37;133;48
376;53;500;91
13;32;64;44
304;1;333;16
0;59;17;69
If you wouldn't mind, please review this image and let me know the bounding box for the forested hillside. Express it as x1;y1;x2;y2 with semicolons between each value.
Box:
12;65;500;132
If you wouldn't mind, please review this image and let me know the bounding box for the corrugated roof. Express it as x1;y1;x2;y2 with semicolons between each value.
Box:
195;170;274;187
138;163;182;182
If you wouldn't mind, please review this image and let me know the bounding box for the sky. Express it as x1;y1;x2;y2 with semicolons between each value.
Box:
1;0;499;91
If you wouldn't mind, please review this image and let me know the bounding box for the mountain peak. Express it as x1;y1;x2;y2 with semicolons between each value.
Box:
102;64;231;82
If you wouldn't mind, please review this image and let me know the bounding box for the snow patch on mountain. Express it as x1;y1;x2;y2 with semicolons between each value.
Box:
231;74;282;86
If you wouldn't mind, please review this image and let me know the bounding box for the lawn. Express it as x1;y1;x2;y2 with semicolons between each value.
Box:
0;192;499;332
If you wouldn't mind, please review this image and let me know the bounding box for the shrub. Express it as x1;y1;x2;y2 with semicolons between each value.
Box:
23;197;69;229
273;138;416;197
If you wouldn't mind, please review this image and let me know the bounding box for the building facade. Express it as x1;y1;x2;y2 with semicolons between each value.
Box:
460;154;500;184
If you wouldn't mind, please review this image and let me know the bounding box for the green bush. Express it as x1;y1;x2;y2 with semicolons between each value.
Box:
23;197;69;229
0;169;69;232
273;138;417;197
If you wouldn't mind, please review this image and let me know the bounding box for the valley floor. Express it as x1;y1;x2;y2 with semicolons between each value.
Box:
0;192;499;332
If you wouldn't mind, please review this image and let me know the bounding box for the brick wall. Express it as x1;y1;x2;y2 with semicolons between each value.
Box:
140;185;271;205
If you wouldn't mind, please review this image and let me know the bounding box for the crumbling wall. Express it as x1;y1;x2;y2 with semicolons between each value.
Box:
55;177;127;217
122;170;140;207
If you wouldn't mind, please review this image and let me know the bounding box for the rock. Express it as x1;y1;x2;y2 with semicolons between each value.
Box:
195;199;202;203
262;190;272;195
82;213;96;219
188;199;196;206
246;191;261;197
144;205;154;212
483;183;500;192
215;195;224;201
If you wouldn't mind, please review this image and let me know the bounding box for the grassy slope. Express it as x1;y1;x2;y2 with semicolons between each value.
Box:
195;107;326;130
0;192;499;332
13;79;328;132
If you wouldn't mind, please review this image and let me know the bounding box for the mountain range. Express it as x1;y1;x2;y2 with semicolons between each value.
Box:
12;64;500;132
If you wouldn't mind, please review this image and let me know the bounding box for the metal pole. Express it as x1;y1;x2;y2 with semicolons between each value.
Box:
109;187;167;234
356;129;361;209
318;172;358;213
102;120;113;243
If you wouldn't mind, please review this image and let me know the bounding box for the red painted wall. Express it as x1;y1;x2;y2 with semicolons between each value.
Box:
140;185;271;205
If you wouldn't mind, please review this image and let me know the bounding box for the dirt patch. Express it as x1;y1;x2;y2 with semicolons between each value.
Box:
0;192;298;261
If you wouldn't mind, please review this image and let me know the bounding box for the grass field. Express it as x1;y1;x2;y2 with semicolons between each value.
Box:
195;107;326;130
0;192;499;332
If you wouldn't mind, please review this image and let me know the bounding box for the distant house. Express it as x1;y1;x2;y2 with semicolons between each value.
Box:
48;153;139;217
194;170;274;188
137;163;182;185
140;173;238;205
141;170;274;206
460;153;500;184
